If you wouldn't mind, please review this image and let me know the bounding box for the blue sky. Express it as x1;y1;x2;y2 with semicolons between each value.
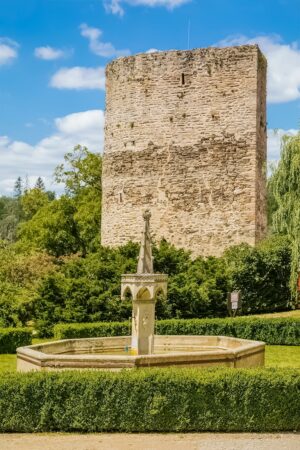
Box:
0;0;300;194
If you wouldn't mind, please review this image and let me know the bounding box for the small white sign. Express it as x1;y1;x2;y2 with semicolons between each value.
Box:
231;292;239;303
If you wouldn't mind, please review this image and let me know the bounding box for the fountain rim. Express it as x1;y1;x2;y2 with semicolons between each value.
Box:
17;335;265;363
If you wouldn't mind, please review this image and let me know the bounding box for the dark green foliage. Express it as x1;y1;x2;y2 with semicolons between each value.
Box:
34;274;67;337
33;243;138;336
224;236;292;313
0;236;294;333
0;368;299;432
0;328;32;353
35;237;293;336
34;241;231;336
154;240;229;319
54;317;300;345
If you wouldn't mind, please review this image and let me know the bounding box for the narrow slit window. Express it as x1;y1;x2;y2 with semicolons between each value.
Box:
181;73;185;85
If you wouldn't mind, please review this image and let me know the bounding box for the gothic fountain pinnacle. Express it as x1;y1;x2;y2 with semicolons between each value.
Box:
121;210;168;355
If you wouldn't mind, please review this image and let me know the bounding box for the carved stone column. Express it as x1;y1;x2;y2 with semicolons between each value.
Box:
121;211;168;355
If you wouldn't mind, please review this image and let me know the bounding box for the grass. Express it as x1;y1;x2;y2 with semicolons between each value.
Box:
1;345;299;373
0;354;16;372
265;345;300;369
250;309;300;318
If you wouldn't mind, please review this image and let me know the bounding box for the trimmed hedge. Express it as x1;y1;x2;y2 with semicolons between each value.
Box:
54;317;300;345
0;368;299;432
54;321;130;339
0;328;32;354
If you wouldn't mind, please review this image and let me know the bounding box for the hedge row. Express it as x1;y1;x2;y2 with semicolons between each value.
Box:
0;328;32;354
0;368;299;432
54;317;300;345
54;321;130;339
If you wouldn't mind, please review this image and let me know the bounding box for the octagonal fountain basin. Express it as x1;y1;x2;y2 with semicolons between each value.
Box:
17;335;265;372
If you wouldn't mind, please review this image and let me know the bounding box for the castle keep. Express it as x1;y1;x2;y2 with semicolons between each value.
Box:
101;45;267;256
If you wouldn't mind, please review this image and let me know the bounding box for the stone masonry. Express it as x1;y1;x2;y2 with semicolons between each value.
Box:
101;45;267;256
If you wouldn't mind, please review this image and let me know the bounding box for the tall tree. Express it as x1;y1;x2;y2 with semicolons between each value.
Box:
55;145;102;254
18;146;101;256
268;132;300;297
35;177;45;191
0;197;20;242
54;145;101;197
14;177;23;198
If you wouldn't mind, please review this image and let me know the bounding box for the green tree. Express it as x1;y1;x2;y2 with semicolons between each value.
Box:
21;188;50;220
35;177;45;190
14;177;23;198
55;145;102;197
55;145;102;253
268;132;300;296
18;196;81;256
17;146;101;256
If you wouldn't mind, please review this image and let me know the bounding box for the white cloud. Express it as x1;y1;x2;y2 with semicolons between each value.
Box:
216;34;300;104
0;37;18;65
0;110;104;194
50;66;105;90
34;46;66;60
80;23;130;57
55;110;102;134
104;0;190;16
146;48;160;53
105;0;125;15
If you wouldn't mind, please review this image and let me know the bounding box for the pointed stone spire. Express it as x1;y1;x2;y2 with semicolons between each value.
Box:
137;209;154;274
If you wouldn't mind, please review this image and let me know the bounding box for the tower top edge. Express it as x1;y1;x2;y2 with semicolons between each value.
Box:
106;44;266;71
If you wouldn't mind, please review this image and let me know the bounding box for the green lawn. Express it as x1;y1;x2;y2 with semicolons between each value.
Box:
250;309;300;319
1;345;299;373
0;354;16;372
265;345;300;368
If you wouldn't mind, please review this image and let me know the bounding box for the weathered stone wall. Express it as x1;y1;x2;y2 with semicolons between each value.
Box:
101;45;267;256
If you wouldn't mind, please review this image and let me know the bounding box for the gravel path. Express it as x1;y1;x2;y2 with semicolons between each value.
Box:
0;433;299;450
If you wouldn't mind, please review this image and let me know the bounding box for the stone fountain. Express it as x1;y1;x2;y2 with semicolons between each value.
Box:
17;212;265;372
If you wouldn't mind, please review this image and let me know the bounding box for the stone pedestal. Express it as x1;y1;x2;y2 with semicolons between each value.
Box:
121;273;167;355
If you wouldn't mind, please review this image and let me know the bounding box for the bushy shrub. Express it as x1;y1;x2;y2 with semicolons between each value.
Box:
224;235;292;312
0;327;32;353
0;368;299;432
0;246;56;327
54;317;300;345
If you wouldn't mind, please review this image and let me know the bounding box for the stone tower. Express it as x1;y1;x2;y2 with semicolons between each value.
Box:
101;45;267;256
